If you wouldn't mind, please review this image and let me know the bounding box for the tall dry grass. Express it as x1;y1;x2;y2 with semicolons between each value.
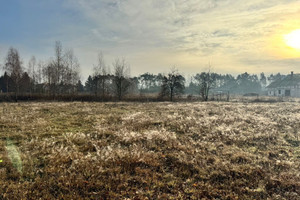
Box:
0;102;299;199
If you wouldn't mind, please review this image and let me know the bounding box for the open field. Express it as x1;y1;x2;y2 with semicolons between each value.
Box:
0;102;300;199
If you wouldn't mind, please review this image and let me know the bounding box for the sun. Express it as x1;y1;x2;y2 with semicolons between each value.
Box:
284;29;300;50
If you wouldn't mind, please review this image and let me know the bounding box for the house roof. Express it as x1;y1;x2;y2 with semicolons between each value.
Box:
267;74;300;88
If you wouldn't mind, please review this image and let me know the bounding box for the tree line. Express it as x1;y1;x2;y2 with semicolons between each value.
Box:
0;41;285;102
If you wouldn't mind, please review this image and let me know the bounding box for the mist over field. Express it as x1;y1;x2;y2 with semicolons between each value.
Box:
0;42;294;102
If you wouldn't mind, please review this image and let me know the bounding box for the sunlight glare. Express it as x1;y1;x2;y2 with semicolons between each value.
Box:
284;29;300;50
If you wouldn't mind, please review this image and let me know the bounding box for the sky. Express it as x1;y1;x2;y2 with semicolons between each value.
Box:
0;0;300;81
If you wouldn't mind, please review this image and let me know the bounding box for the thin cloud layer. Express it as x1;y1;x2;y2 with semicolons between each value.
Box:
1;0;300;78
64;0;300;75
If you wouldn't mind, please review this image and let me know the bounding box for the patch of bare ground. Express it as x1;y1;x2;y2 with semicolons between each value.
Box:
0;102;300;199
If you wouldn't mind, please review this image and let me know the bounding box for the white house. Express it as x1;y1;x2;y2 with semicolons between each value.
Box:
267;72;300;97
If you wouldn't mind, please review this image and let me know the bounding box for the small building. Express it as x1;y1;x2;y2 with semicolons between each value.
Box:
267;72;300;97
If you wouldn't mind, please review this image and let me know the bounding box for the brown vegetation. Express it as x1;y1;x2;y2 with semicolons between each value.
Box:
0;102;300;199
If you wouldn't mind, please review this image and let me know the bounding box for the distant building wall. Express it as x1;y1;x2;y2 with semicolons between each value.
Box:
267;87;300;97
292;88;300;97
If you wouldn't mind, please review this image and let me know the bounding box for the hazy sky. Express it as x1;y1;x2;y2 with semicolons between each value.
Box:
1;0;300;80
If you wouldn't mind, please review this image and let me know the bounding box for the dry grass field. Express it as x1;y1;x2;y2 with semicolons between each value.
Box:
0;102;300;199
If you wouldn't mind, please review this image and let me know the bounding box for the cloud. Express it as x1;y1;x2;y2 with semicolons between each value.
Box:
61;0;300;77
2;0;300;79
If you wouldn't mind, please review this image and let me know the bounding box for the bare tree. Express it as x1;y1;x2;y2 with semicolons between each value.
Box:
4;47;24;100
36;60;44;84
93;52;107;77
160;67;185;101
28;56;36;80
40;42;81;96
28;56;36;93
194;67;216;101
64;49;80;94
113;58;131;100
43;41;68;95
32;60;45;93
52;41;64;95
42;62;55;95
93;52;110;98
